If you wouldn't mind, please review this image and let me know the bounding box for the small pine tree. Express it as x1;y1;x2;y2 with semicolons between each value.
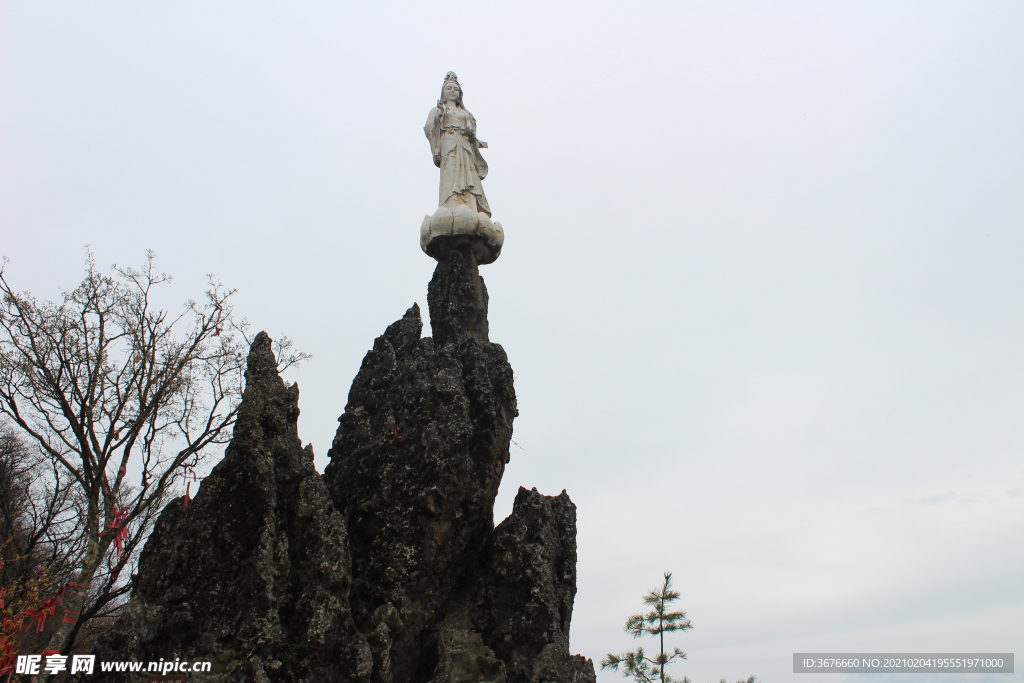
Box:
602;572;694;683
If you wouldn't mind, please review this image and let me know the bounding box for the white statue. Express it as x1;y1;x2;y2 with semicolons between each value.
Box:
421;72;504;264
424;72;490;216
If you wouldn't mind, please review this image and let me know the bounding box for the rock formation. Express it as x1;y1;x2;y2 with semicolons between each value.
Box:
91;247;595;682
90;332;365;682
432;487;596;683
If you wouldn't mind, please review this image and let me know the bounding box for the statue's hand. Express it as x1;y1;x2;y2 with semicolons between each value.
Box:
478;141;488;149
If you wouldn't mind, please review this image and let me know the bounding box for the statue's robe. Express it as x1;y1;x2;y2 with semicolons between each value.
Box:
425;105;491;217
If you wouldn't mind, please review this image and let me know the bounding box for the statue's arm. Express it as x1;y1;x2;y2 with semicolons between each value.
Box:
424;108;442;167
466;114;487;148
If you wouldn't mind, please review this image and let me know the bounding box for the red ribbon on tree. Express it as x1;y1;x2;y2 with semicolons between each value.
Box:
99;504;129;563
181;458;198;508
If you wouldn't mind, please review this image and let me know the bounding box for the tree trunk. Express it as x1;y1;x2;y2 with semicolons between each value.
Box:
660;595;665;683
35;532;105;683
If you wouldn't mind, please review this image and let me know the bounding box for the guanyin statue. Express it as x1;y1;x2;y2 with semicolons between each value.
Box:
421;72;504;264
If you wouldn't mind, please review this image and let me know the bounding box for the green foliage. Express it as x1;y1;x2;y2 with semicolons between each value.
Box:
602;572;694;683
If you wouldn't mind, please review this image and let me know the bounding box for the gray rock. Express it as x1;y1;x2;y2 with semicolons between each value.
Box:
323;249;516;681
91;332;364;682
432;487;597;683
427;246;490;345
91;247;595;683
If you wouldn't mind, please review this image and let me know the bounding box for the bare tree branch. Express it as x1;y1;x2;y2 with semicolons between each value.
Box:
0;250;307;659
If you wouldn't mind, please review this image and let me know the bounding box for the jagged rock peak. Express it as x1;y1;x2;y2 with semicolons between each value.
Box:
428;246;490;346
90;284;596;682
433;487;597;683
91;332;365;682
324;300;517;681
324;294;596;681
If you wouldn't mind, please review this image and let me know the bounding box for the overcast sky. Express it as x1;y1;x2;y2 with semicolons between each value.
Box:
2;2;1022;682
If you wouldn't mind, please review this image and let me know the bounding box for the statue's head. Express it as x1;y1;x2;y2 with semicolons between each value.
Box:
440;72;464;107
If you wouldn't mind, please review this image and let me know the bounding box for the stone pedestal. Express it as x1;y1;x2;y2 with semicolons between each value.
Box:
421;205;504;265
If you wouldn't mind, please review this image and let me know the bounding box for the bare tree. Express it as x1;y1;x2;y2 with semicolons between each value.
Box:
0;427;83;588
0;427;84;674
0;250;306;659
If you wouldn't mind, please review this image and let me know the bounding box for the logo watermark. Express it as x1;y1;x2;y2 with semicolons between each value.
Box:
15;654;213;676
